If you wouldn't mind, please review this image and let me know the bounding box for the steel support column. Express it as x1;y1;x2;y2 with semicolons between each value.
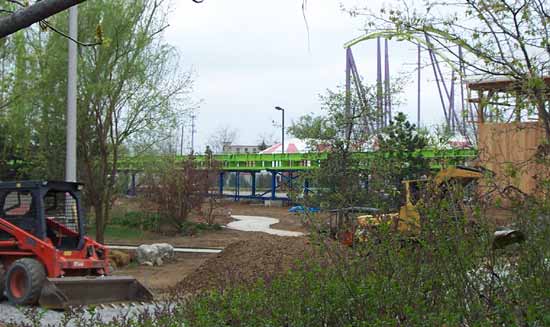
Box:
271;171;277;200
219;171;224;195
251;172;256;197
234;172;240;201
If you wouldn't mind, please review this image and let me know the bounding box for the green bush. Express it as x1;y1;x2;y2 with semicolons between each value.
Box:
180;221;223;236
110;211;161;232
180;195;550;326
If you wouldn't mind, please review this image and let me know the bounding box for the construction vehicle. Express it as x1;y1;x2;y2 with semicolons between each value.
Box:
350;166;524;246
0;181;152;309
359;166;484;233
326;167;483;245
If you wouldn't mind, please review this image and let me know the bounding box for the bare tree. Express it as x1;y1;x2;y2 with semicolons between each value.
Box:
207;125;238;154
349;0;550;138
142;158;214;233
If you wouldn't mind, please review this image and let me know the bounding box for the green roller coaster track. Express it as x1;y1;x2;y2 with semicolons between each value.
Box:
117;148;478;172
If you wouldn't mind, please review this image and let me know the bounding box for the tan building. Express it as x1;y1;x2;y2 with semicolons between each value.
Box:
222;143;262;154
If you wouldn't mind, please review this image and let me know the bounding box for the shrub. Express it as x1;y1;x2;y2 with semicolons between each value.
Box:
180;221;223;236
110;211;161;232
181;194;550;326
141;158;218;234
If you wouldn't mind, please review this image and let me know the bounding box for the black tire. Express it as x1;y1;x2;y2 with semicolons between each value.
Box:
5;258;46;305
0;263;5;299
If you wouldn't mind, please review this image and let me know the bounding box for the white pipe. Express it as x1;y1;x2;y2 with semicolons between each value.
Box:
107;245;223;254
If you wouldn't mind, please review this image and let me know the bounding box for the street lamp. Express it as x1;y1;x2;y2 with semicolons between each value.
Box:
274;106;285;154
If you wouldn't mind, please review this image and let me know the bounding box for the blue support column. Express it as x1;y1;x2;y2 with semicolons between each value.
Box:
271;171;277;200
251;172;256;197
219;172;225;195
235;172;240;201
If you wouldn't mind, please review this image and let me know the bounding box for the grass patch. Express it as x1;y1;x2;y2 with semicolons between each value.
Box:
180;221;223;236
87;224;145;241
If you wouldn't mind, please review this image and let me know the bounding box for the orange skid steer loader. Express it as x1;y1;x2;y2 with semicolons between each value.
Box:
0;181;152;309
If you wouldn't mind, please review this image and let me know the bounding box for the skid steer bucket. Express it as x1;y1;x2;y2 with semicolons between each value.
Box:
38;276;153;309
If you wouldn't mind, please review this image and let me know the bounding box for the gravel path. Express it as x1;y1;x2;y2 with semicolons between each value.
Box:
0;301;161;326
227;215;304;237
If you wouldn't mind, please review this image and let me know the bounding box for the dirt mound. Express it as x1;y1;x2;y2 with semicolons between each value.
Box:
175;235;317;294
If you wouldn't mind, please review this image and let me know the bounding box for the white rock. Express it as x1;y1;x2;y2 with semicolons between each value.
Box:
136;244;158;264
136;243;174;266
154;243;174;262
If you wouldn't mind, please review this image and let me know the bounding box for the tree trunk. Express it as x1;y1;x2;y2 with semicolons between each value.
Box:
94;203;105;244
534;88;550;142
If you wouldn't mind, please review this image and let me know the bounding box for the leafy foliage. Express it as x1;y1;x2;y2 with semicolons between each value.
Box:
0;0;193;242
180;195;550;326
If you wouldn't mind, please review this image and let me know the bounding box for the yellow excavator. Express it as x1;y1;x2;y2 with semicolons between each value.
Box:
353;166;524;247
357;166;484;235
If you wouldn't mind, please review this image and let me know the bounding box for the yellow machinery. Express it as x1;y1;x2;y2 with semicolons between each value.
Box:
356;166;484;239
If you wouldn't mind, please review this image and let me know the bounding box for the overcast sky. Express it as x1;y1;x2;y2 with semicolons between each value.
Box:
165;0;449;152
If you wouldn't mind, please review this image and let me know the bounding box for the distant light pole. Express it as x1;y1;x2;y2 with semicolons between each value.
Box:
275;106;285;154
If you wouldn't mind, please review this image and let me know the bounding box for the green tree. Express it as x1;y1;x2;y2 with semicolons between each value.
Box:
377;112;429;179
74;0;192;242
0;0;193;242
372;112;430;207
289;84;414;211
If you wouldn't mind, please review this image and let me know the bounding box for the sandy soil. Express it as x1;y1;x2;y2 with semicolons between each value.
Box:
114;253;217;294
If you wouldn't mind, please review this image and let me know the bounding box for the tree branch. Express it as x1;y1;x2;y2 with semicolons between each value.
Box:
0;0;86;39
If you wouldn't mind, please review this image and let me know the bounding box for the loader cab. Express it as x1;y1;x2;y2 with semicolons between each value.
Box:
0;181;85;250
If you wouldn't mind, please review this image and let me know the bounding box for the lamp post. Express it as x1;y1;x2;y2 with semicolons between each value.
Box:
274;106;285;154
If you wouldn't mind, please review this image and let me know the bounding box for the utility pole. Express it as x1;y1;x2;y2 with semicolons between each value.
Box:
417;43;421;128
384;39;391;124
180;123;184;156
66;5;78;182
376;37;383;128
190;114;196;154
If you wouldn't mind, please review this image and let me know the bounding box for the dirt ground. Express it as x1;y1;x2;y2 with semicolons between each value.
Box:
114;253;217;293
175;234;319;294
111;201;314;295
110;198;516;296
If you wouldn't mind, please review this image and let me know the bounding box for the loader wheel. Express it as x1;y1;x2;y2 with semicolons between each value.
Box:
0;264;5;299
5;258;46;305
